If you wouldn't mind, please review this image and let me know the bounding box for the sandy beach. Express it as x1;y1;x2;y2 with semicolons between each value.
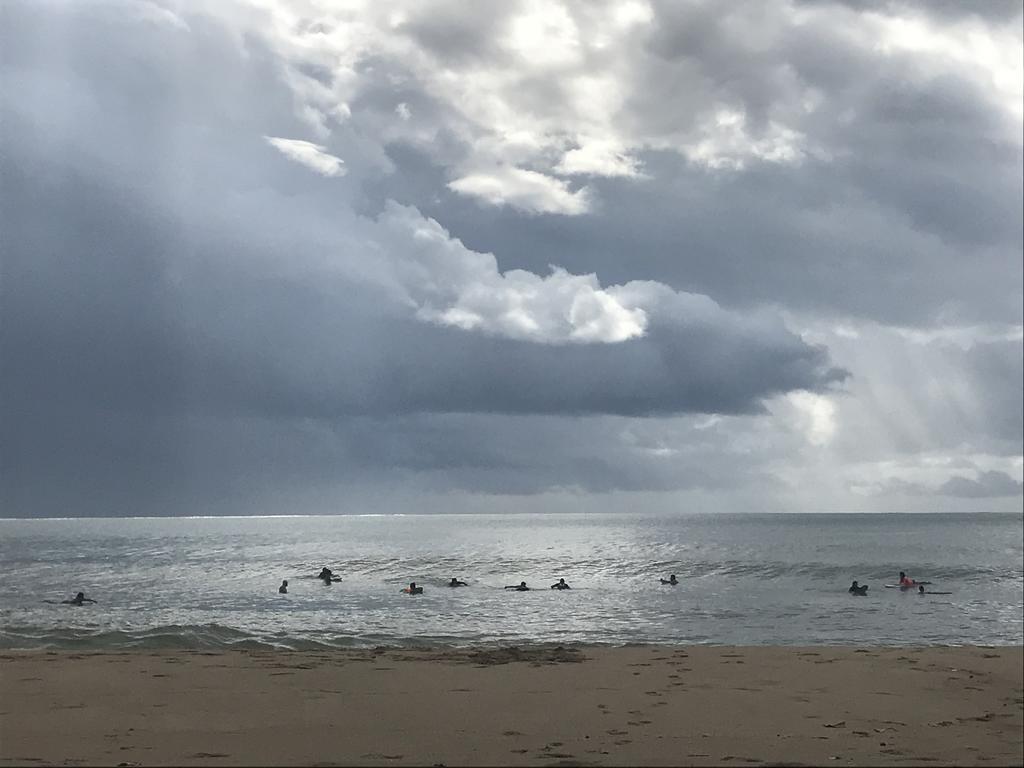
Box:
1;645;1021;767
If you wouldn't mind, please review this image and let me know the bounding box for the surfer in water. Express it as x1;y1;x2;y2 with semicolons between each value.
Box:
448;578;468;587
402;582;424;594
550;578;571;590
279;580;288;594
660;574;679;585
849;580;869;595
61;592;96;605
898;571;933;590
505;581;530;591
318;567;340;583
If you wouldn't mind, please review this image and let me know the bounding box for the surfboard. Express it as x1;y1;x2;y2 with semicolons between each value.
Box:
884;582;933;588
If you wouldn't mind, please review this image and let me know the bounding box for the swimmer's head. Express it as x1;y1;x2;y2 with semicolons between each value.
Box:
918;585;925;593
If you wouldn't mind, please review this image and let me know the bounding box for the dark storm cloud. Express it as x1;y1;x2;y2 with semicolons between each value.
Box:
0;0;851;516
939;471;1024;499
872;471;1024;500
370;144;1021;327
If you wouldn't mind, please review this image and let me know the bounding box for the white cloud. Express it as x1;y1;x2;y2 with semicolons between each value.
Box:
448;166;591;215
230;0;1020;216
554;139;641;177
679;112;807;171
265;136;347;177
377;203;645;343
503;0;582;69
783;390;837;447
867;10;1024;123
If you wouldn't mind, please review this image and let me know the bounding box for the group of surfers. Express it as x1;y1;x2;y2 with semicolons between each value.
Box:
59;570;945;607
275;570;684;595
849;572;948;596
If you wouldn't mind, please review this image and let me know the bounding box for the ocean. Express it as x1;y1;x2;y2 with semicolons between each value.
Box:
1;513;1021;650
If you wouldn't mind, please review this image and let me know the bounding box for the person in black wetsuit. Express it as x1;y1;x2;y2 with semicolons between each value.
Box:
403;582;424;594
61;592;96;605
448;578;468;587
505;581;530;591
660;574;679;585
318;567;341;583
550;578;571;590
279;580;289;594
849;580;868;595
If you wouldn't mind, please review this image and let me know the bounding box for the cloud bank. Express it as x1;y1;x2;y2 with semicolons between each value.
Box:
0;0;1019;516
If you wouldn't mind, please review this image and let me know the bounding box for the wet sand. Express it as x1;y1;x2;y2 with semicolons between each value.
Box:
1;645;1021;766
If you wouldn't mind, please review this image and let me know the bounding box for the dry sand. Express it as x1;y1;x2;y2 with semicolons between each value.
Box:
1;645;1021;767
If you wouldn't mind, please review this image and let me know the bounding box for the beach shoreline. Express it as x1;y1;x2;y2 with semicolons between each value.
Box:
1;645;1021;767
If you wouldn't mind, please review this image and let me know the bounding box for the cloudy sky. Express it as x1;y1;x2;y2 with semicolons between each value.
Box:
2;0;1021;517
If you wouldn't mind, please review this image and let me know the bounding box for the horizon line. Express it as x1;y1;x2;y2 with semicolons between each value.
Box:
1;510;1021;522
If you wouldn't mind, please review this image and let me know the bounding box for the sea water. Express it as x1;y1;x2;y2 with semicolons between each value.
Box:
1;513;1020;650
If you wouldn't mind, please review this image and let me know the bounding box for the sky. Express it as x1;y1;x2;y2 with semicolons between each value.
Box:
1;0;1021;517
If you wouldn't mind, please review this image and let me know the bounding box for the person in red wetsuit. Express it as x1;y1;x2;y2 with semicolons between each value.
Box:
898;571;916;589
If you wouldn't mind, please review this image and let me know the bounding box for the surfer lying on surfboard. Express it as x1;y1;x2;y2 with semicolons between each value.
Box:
61;592;96;605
